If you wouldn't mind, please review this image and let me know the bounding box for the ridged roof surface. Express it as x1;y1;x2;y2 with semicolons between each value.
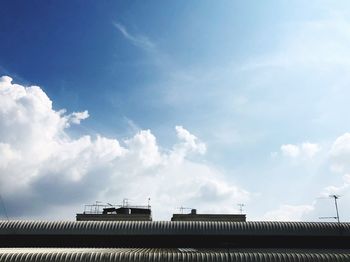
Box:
0;248;350;262
0;220;349;236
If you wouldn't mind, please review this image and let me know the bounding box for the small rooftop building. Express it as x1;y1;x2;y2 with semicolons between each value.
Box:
171;208;246;222
76;202;152;221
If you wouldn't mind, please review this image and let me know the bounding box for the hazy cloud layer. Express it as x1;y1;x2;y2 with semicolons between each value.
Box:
263;204;314;221
0;76;249;220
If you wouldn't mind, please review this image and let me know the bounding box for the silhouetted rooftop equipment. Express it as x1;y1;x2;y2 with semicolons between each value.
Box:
1;203;350;261
77;199;152;221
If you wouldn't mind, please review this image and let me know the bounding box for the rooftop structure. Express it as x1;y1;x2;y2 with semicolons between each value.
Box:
1;207;350;261
171;208;246;222
76;201;152;221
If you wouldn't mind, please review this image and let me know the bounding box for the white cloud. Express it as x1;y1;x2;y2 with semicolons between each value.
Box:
269;132;350;222
0;76;249;220
262;204;314;221
113;22;155;50
323;174;350;196
301;142;321;158
172;125;207;160
280;142;320;159
300;174;350;222
68;111;89;125
321;132;350;219
330;133;350;173
263;172;350;222
281;144;300;158
0;143;20;169
124;129;162;168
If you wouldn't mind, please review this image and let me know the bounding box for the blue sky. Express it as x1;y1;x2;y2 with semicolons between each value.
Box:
1;1;350;221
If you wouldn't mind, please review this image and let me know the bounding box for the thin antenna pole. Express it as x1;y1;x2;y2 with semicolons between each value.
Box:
237;203;245;214
123;198;129;207
178;206;192;214
321;195;341;223
0;194;9;221
332;195;340;223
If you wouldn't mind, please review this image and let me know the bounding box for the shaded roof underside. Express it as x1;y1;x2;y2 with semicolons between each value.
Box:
1;248;350;262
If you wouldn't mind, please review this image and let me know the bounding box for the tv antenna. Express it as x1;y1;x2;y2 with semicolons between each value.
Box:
94;201;103;213
319;194;340;223
178;206;192;214
237;203;245;214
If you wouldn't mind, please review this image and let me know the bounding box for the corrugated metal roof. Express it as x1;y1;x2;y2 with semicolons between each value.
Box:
0;248;349;261
0;220;349;236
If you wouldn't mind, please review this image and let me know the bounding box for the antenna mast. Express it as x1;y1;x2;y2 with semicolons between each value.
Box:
331;194;340;223
319;194;341;223
237;203;245;214
178;206;192;214
123;198;129;207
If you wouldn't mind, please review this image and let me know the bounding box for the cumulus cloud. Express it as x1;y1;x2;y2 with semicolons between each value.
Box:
172;125;206;159
281;144;300;158
320;131;350;220
299;174;350;222
329;133;350;173
280;142;320;159
323;174;350;196
0;76;248;220
124;129;162;168
267;132;350;222
68;111;89;125
264;172;350;222
0;143;20;169
301;142;321;158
